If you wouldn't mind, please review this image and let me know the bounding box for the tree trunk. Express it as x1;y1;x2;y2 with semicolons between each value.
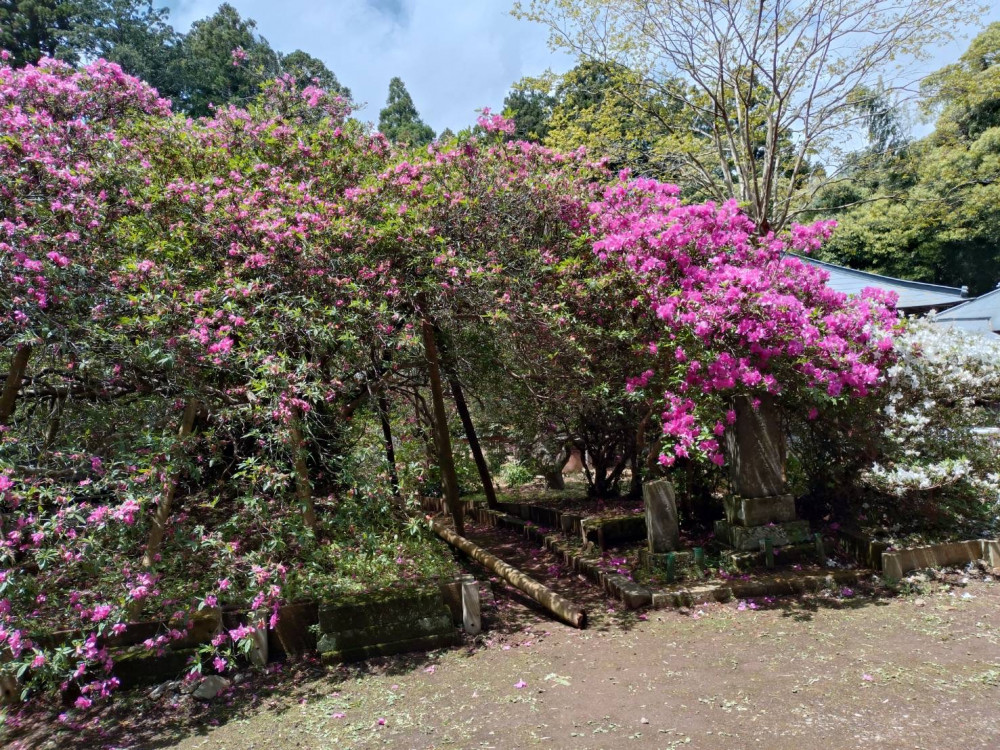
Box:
140;398;199;570
543;467;565;491
629;450;642;499
541;444;571;490
377;394;401;501
578;444;594;492
290;407;317;531
448;376;498;510
632;406;653;497
420;318;463;534
0;345;31;426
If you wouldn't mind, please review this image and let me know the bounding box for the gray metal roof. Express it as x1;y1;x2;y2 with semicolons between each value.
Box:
931;287;1000;335
792;255;969;312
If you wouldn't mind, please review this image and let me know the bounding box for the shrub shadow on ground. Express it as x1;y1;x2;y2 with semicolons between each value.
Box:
3;646;445;749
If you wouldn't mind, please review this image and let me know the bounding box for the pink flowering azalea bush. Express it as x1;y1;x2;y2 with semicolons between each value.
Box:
341;111;643;497
0;68;905;714
0;59;451;706
587;175;901;467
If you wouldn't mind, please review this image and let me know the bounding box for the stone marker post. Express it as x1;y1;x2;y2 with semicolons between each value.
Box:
461;575;481;635
644;479;681;553
725;393;786;498
249;612;269;668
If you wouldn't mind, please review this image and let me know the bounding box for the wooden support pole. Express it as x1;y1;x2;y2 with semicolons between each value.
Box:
0;345;31;426
377;393;401;501
430;519;586;628
420;318;464;535
448;376;499;510
141;398;200;570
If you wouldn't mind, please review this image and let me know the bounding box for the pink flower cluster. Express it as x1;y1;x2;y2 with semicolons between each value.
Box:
0;56;170;332
476;107;516;135
589;175;900;464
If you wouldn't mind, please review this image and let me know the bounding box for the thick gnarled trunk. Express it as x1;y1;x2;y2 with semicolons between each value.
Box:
0;345;32;426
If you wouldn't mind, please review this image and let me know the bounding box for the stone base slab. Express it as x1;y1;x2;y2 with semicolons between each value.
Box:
652;585;733;609
724;494;796;527
715;519;812;551
719;542;820;571
319;632;460;664
639;549;693;571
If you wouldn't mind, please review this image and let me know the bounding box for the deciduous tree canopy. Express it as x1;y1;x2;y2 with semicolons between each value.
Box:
516;0;974;232
816;23;1000;295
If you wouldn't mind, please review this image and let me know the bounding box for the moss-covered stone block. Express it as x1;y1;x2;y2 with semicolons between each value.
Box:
317;589;445;633
316;589;457;662
271;601;318;656
317;613;454;654
112;647;200;688
581;514;647;549
718;542;818;571
639;549;693;571
715;519;811;550
319;632;460;664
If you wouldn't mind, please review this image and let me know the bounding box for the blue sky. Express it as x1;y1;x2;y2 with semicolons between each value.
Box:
162;1;1000;135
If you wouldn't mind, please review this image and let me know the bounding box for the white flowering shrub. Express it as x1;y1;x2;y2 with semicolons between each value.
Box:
862;319;1000;537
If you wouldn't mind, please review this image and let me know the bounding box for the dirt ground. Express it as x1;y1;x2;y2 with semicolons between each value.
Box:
5;522;1000;750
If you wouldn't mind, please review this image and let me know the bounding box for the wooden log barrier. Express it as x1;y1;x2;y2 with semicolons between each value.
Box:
430;519;587;629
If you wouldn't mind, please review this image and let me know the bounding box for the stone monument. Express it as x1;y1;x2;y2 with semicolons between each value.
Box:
714;395;810;551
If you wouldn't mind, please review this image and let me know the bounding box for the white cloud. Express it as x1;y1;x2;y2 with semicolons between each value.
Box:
161;0;571;133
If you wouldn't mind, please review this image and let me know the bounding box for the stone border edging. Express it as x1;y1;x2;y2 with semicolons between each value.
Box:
472;501;1000;606
4;583;466;704
833;527;1000;578
833;527;890;570
880;538;1000;579
470;504;867;612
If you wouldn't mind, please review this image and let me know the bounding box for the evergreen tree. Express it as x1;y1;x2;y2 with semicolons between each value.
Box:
541;62;697;189
0;1;353;118
279;49;350;99
82;0;182;101
378;76;434;146
816;23;1000;294
174;3;279;117
0;0;87;66
503;79;555;142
